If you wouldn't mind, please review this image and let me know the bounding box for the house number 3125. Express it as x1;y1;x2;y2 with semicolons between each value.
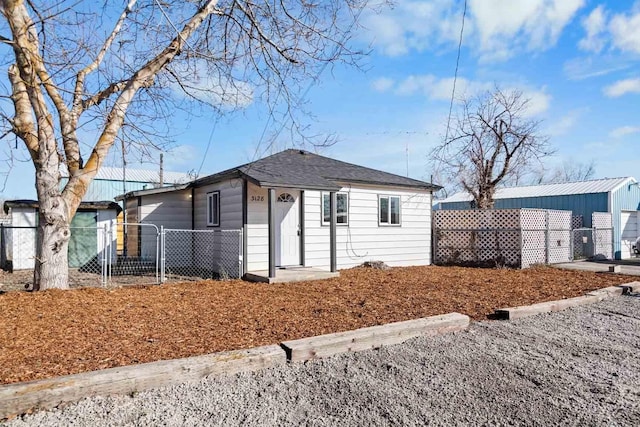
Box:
251;195;265;202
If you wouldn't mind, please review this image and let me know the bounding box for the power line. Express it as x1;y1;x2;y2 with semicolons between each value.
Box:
443;0;467;145
249;3;368;163
196;114;221;178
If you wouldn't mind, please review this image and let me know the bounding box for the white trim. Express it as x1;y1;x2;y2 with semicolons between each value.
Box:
206;191;220;227
321;192;349;226
378;194;401;226
610;177;637;195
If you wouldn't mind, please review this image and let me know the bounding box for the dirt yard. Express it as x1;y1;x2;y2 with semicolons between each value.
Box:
0;265;635;385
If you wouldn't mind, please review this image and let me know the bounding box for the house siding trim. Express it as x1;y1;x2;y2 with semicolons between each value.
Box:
268;188;276;278
300;190;305;267
242;179;248;275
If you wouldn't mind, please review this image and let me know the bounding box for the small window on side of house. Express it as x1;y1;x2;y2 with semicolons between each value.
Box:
379;195;400;226
207;191;220;227
322;192;349;225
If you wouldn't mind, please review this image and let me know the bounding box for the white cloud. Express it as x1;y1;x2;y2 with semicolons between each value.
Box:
563;56;631;80
371;77;395;92
361;0;458;57
520;88;551;116
362;0;584;61
609;5;640;54
609;125;640;138
575;3;640;55
546;109;584;136
166;60;253;108
164;145;199;169
393;75;491;100
578;5;606;52
603;78;640;97
381;74;550;116
470;0;584;61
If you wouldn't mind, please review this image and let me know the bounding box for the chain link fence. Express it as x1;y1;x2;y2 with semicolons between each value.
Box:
161;229;243;282
0;223;243;288
571;228;614;261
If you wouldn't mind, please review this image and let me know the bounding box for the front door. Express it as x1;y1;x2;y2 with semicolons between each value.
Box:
275;191;300;266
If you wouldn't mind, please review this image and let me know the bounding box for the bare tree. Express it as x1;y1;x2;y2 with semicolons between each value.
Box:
430;88;553;209
0;0;365;290
531;160;596;185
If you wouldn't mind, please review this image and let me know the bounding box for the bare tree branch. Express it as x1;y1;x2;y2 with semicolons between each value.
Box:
430;87;553;208
0;0;365;289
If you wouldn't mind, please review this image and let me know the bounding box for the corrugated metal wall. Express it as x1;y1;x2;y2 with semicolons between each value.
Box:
611;181;640;259
60;178;152;202
438;193;608;228
438;184;640;259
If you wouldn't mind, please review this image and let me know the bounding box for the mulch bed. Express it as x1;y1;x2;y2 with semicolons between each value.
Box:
0;265;635;385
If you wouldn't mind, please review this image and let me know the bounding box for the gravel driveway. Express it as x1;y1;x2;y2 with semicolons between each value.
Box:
5;295;640;426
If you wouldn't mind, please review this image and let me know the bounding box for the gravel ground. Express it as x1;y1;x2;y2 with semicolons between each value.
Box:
5;295;640;426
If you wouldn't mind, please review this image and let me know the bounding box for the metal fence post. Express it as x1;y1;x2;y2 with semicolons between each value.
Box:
159;226;165;284
570;229;574;261
238;229;243;278
102;224;108;286
611;227;614;260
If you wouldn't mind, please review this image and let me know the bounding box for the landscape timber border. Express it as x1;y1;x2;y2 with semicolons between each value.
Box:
494;281;640;320
0;312;470;420
2;281;638;420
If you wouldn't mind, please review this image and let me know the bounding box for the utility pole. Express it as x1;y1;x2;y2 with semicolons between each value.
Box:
159;153;164;187
406;143;409;177
122;140;127;257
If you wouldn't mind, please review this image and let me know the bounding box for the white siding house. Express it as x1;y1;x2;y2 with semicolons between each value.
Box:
302;185;432;270
119;149;440;282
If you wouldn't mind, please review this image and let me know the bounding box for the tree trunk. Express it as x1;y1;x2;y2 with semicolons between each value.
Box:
33;169;71;291
476;188;495;209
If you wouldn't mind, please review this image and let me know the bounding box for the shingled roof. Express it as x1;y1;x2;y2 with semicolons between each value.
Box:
195;149;441;191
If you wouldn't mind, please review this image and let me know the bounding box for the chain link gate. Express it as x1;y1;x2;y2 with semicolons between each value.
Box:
107;222;160;285
570;228;614;261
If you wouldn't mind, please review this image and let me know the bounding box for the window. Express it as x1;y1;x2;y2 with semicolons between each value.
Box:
277;193;295;203
379;195;400;225
322;192;348;225
207;191;220;226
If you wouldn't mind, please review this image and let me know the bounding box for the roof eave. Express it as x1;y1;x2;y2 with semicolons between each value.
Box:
331;178;441;191
114;183;191;201
4;200;122;214
254;180;341;192
609;177;637;194
192;169;243;187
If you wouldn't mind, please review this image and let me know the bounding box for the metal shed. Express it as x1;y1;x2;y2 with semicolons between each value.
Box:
437;177;640;259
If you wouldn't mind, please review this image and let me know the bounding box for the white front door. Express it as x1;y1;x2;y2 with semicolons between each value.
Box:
621;211;639;259
275;190;300;266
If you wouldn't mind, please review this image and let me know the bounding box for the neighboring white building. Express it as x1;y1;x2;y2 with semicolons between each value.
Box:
118;149;441;281
1;200;120;270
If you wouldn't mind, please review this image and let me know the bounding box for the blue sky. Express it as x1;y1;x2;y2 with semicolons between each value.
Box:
1;0;639;199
